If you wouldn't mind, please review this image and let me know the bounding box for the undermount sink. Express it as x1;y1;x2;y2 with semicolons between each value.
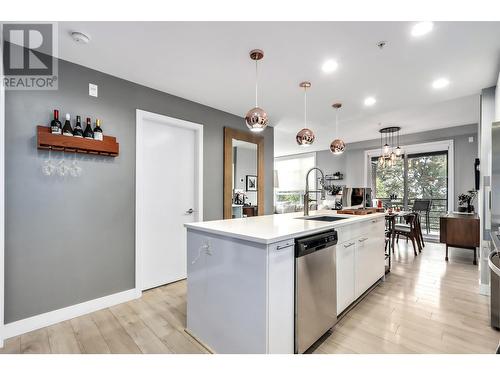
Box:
297;216;348;222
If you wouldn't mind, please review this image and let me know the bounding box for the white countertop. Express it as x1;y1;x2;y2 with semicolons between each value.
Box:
184;210;385;244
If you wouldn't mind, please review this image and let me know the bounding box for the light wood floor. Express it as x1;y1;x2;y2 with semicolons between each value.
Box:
1;241;499;354
315;241;500;354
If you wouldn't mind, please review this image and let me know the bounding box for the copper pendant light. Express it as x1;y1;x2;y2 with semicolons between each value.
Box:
296;81;315;146
330;103;345;155
245;49;268;132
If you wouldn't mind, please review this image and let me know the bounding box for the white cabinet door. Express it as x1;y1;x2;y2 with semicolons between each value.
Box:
355;235;374;298
368;219;386;283
336;239;356;314
355;219;385;298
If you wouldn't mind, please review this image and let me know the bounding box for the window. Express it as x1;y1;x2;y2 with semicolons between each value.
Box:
370;148;449;235
274;153;316;213
407;151;448;233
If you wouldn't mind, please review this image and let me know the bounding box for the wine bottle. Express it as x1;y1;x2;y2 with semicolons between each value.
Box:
62;113;73;136
50;109;62;135
93;119;103;141
73;115;84;138
83;117;94;139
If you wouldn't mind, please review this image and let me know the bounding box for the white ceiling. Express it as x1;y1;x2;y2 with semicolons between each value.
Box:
57;22;500;156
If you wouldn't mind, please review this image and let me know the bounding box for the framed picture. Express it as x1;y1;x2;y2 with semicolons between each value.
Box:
246;175;258;191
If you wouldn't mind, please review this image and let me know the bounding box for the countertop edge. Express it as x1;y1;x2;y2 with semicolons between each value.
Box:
185;212;385;245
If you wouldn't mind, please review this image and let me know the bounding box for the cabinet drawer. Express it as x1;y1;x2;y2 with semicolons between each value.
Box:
337;217;384;243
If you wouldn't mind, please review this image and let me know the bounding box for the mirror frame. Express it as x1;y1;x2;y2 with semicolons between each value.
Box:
224;127;265;219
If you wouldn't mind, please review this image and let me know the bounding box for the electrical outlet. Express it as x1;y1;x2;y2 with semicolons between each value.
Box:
469;136;474;143
89;83;98;97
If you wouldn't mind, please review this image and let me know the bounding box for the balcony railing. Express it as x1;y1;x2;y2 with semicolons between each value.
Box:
377;197;448;233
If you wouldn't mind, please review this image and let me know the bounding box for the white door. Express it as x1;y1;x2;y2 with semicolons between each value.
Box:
138;111;203;291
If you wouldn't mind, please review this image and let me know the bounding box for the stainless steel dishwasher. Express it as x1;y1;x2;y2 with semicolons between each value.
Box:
295;230;338;354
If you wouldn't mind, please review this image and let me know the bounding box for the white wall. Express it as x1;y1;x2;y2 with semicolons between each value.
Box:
479;86;496;295
0;43;5;347
496;73;500;121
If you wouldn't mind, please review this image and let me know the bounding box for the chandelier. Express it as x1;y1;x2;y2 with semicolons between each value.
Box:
378;126;402;167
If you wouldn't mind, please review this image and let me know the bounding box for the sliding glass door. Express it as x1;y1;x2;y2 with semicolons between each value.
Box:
371;150;448;235
407;151;448;234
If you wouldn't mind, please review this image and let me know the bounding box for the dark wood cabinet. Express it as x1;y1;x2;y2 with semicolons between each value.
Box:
440;213;480;264
243;206;258;217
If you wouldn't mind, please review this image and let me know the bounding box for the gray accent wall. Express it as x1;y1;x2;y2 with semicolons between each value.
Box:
315;124;478;210
4;58;274;323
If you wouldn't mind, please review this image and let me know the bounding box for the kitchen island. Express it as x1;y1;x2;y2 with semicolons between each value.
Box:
184;210;385;354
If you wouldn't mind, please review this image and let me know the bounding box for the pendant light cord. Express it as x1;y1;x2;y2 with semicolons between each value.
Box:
304;87;307;128
255;60;258;107
335;108;339;137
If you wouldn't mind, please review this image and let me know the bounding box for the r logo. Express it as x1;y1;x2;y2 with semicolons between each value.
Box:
2;23;53;76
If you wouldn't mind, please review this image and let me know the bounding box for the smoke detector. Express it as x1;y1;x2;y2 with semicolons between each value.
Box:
71;31;91;44
377;40;388;49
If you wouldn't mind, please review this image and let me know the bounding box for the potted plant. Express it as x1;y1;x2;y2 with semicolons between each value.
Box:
325;184;342;196
458;190;477;213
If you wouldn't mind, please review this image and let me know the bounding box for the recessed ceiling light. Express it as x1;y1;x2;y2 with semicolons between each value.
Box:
364;97;376;106
432;78;450;89
411;21;434;37
322;59;338;73
71;31;91;44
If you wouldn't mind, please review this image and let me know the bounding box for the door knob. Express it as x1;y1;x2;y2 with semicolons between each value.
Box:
186;208;195;214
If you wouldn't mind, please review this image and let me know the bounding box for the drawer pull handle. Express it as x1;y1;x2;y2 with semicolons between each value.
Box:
344;242;355;248
276;244;291;251
358;238;368;243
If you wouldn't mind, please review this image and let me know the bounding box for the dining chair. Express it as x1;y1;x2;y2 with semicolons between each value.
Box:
395;213;421;256
410;212;425;249
412;199;432;234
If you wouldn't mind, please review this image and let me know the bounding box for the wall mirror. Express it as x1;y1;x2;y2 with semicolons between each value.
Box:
224;127;264;219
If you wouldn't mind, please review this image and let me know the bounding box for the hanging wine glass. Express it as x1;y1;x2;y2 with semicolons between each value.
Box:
42;149;56;176
42;160;53;176
56;159;69;177
69;153;82;177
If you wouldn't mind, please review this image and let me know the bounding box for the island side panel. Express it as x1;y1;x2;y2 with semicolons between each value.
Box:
267;239;295;354
186;229;268;353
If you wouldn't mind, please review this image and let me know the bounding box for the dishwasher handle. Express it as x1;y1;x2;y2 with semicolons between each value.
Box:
295;230;338;258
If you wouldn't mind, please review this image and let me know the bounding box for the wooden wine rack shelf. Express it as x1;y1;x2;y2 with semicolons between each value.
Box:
37;126;119;157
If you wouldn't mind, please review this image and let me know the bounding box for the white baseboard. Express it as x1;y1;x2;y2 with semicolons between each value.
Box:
2;288;141;340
